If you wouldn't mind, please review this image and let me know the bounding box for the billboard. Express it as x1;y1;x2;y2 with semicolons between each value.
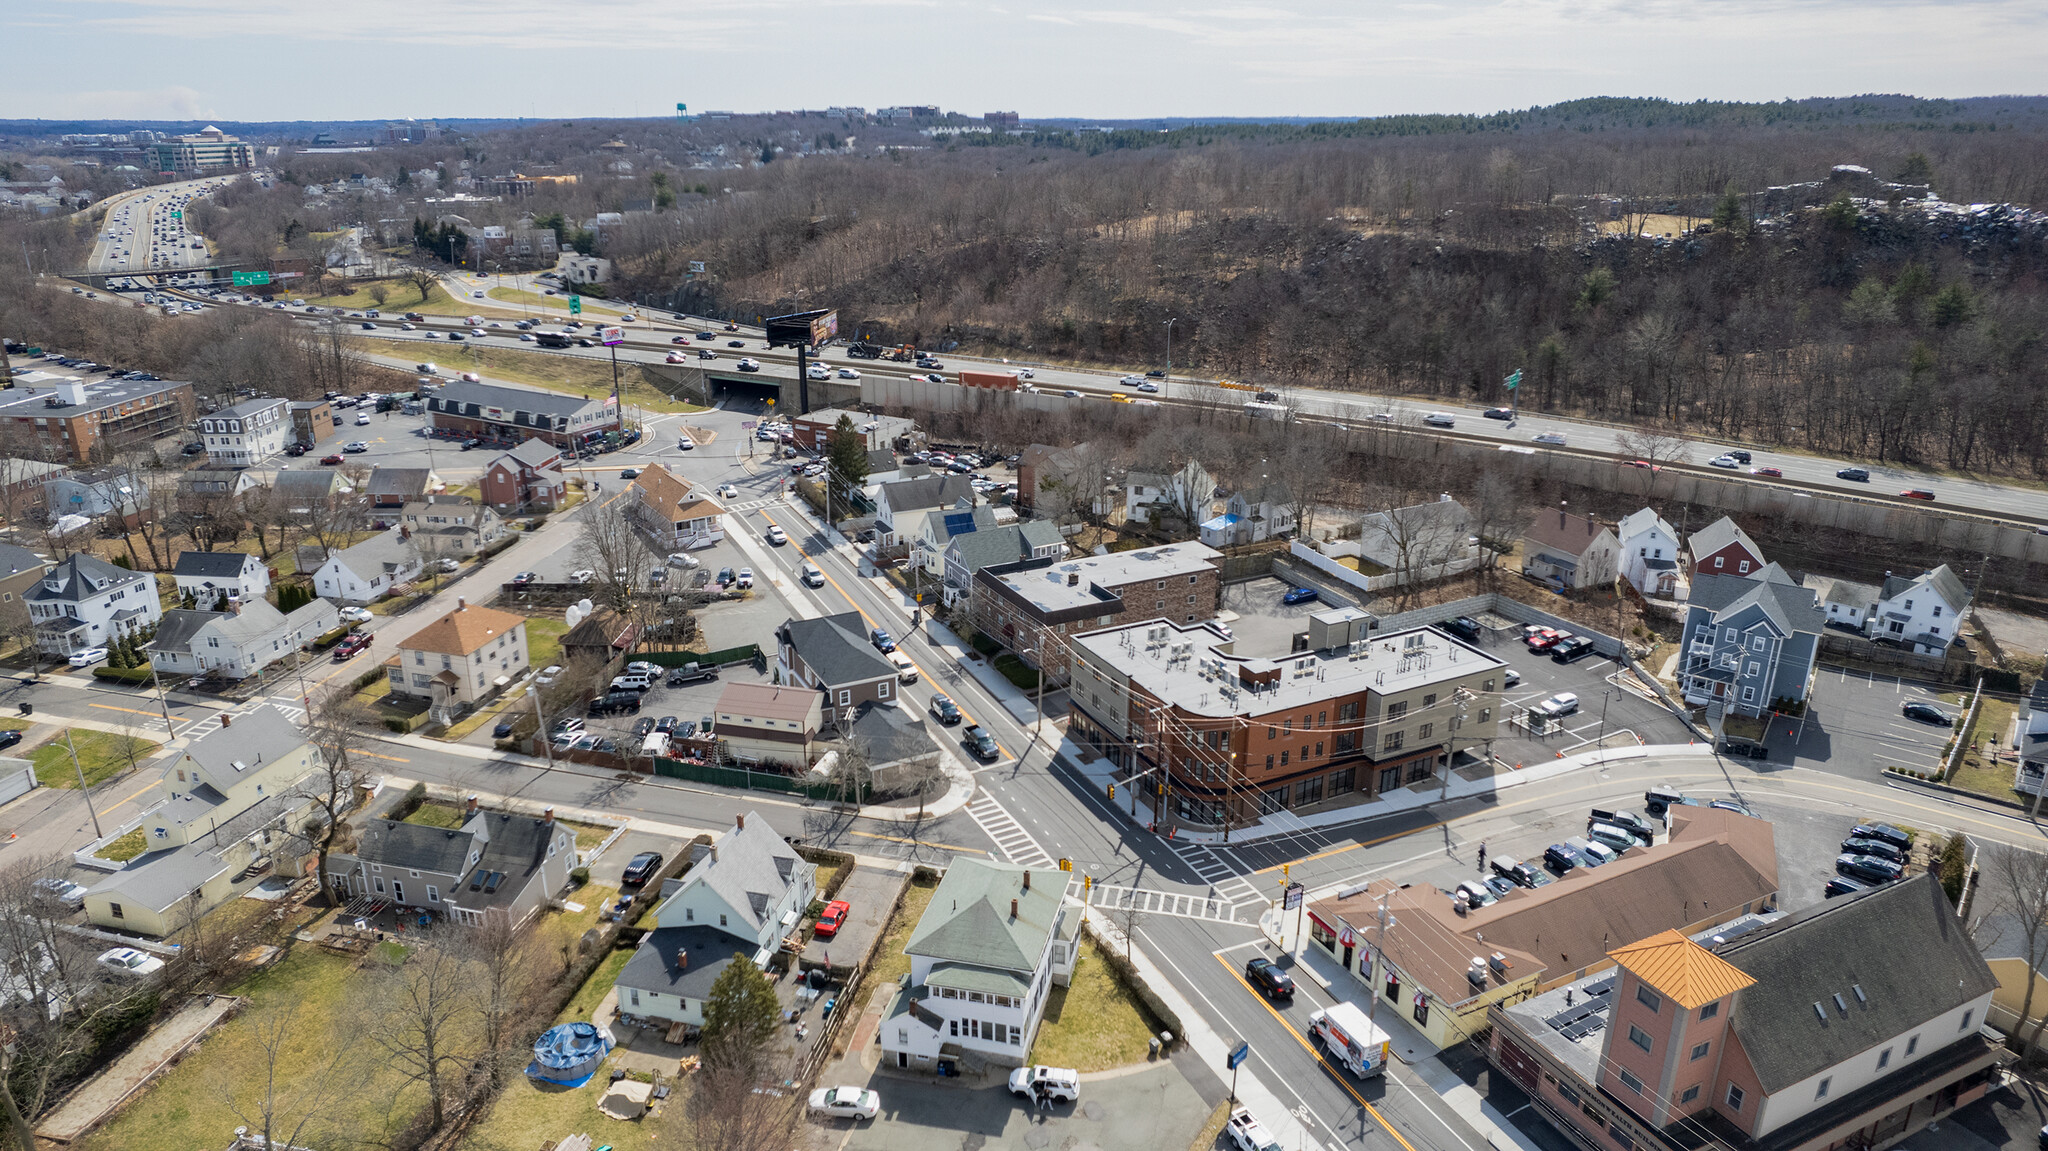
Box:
599;326;624;346
764;308;837;349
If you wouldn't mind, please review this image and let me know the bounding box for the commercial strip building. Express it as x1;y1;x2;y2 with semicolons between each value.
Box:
1307;806;1778;1050
1068;612;1506;829
1487;872;2004;1151
0;375;196;464
425;380;620;452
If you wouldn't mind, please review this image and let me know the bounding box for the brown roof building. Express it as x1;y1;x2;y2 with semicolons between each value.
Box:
389;598;531;718
1304;807;1778;1049
628;464;725;551
712;682;824;766
1521;505;1621;591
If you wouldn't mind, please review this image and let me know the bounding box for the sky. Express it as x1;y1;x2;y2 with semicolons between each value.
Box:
7;0;2047;122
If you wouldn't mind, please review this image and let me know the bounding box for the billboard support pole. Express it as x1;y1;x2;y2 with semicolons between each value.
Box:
797;343;811;416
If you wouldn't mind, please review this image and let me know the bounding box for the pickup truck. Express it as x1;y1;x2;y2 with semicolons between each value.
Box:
1226;1106;1283;1151
664;662;718;687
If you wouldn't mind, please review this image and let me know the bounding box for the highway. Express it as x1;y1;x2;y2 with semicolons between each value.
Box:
83;175;228;283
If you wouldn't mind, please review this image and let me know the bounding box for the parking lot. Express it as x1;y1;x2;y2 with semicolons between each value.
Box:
798;1059;1213;1151
1219;576;1360;658
1774;666;1957;779
563;661;773;757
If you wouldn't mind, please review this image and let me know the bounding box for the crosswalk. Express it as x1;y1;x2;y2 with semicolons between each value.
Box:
1165;840;1265;905
1077;881;1250;927
965;795;1054;869
728;497;779;513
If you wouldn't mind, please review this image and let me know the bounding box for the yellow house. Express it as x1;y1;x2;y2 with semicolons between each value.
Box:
83;706;321;937
1980;910;2048;1056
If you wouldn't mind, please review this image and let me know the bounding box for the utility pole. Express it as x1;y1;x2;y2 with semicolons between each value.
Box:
64;729;103;839
1164;317;1177;378
1364;890;1395;1032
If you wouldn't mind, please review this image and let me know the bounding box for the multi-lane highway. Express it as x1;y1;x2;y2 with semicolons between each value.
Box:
83;176;228;282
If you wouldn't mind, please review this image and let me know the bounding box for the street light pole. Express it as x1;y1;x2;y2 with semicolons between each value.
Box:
1164;317;1177;378
528;685;555;771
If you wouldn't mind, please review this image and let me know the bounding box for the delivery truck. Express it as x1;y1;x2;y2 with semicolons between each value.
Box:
958;369;1022;391
1308;1002;1390;1079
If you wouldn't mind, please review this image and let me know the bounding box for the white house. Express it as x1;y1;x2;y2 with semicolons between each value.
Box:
310;529;424;604
627;465;725;551
614;813;817;1030
1124;470;1170;526
172;551;271;606
399;495;504;559
1353;495;1480;581
25;553;162;656
147;598;339;681
201;396;291;468
1869;565;1971;654
1616;507;1686;599
1808;575;1881;632
876;475;976;549
1200;481;1295;548
878;858;1078;1073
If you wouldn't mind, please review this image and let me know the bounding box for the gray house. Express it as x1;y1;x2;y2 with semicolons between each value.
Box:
321;799;576;929
941;520;1064;606
777;611;903;727
1679;563;1825;718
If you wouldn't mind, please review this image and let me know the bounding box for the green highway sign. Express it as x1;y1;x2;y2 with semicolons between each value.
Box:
1505;368;1522;391
232;271;272;286
171;211;182;220
568;295;582;315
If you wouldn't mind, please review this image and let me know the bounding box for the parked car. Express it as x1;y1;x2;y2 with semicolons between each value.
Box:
621;852;665;886
33;878;88;909
1566;836;1618;866
587;692;643;717
1836;853;1904;885
962;725;1000;761
1009;1065;1082;1103
1453;880;1497;909
807;1086;879;1121
1841;837;1906;864
1551;636;1598;663
1440;616;1481;641
0;730;20;751
1490;857;1549;889
535;665;563;686
491;719;516;739
1243;956;1296;1000
1901;700;1953;726
1281;586;1320;606
1823;876;1867;899
1534;692;1580;719
1226;1106;1283;1151
96;947;164;977
1849;823;1912;852
815;899;851;938
510;571;538;585
67;646;109;668
1543;844;1584;873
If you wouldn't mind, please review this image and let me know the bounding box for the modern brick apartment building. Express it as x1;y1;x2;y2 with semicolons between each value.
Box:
971;542;1222;686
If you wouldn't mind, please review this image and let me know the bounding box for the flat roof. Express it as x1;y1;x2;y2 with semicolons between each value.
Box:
0;376;189;420
985;543;1222;615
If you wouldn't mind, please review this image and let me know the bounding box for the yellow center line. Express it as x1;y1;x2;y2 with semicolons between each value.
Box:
116;781;158;807
89;702;164;719
355;750;412;763
1213;952;1420;1151
849;830;988;854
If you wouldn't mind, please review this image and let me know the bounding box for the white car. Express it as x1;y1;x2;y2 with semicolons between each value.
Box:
96;947;165;977
765;526;787;546
836;367;861;379
807;1086;879;1121
344;441;369;452
339;606;374;624
735;567;754;589
1119;374;1146;386
1007;1065;1080;1102
535;665;563;686
737;357;761;371
434;558;460;573
355;413;371;425
569;569;596;583
68;647;109;668
667;552;701;568
807;364;831;380
1226;1105;1283;1151
1708;454;1740;468
460;371;481;383
1535;692;1581;718
717;484;739;499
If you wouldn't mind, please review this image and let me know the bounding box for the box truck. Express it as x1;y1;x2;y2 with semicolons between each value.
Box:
958;369;1022;391
1308;1002;1390;1079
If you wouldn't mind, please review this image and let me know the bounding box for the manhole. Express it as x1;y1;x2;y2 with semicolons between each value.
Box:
1080;1100;1105;1122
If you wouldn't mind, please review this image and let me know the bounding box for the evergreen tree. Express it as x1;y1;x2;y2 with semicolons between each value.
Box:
826;415;871;489
699;955;781;1071
1930;283;1973;329
1821;193;1858;231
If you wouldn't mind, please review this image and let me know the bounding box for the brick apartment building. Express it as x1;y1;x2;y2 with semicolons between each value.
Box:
0;376;195;464
1068;612;1505;829
971;542;1223;686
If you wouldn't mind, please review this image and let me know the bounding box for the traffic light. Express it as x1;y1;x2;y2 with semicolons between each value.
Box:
1106;783;1116;801
1084;875;1093;892
1058;858;1072;872
1283;863;1291;880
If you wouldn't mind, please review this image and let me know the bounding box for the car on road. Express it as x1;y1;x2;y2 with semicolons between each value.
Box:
1534;692;1580;718
1837;467;1870;482
765;525;787;546
1836;853;1903;885
717;484;739;499
332;633;371;661
1009;1065;1081;1103
1483;407;1514;420
836;367;860;379
67;647;109;668
1709;454;1740;468
569;569;595;583
1899;488;1936;501
962;725;1000;761
737;358;761;371
727;339;746;348
1117;374;1146;386
1532;432;1568;446
870;628;896;653
808;1086;879;1122
665;351;688;363
1750;466;1784;477
33;878;88;909
1841;836;1906;864
96;947;165;977
1062;389;1083;398
320;453;344;465
619;468;640;479
343;441;368;453
929;694;962;725
510;571;538;585
1902;700;1953;725
1226;1106;1284;1151
1136;380;1159;393
492;719;516;739
621;852;665;886
1422;411;1456;428
814;899;851;938
1281;586;1320;606
1243;956;1296;1000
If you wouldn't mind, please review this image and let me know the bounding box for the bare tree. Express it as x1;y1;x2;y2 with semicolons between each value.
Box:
579;494;655;616
404;267;439;305
215;1002;363;1151
1978;843;2048;1060
454;917;563;1089
1613;424;1693;496
369;945;478;1130
680;1059;796;1151
1466;469;1529;575
304;695;375;907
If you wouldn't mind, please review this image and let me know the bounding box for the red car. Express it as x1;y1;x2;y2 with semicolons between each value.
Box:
1750;466;1783;478
1527;629;1570;652
815;900;850;939
1899;488;1936;501
331;633;370;661
320;453;344;465
1624;459;1660;472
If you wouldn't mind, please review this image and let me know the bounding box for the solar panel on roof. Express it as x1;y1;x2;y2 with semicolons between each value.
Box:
942;511;978;536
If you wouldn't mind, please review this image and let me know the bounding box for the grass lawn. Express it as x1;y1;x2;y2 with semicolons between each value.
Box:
486;285;632;318
79;948;447;1151
527;617;569;668
30;729;160;789
1029;935;1163;1071
404;799;469;830
867;874;939;991
408;801;611;854
412;343;707;416
304;278;492;317
94;827;147;863
1942;694;2021;798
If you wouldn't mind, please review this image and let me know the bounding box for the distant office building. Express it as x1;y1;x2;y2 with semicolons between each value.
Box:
984;111;1020;126
877;106;941;121
148;126;256;173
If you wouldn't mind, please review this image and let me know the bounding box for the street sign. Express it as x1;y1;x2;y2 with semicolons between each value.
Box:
231;271;271;286
1282;882;1305;911
1505;368;1522;390
1227;1041;1250;1070
568;295;582;315
171;210;182;220
599;326;624;346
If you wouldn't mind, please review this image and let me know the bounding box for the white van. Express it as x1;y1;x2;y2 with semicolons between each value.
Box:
1422;412;1456;428
888;651;919;684
801;562;825;588
465;314;486;326
640;731;670;757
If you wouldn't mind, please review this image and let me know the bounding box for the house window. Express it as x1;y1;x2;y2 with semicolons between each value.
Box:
878;682;890;699
719;914;728;927
109;902;123;919
630;988;640;1007
1741;686;1756;704
1713;557;1725;569
1628;1025;1652;1053
1738;561;1750;573
1265;755;1274;770
1618;1068;1643;1094
1723;627;1736;642
427;886;439;902
1815;1077;1830;1101
1745;661;1760;677
1386;702;1407;721
1907;1035;1919;1056
1680;1085;1700;1105
1416;723;1432;740
1751;636;1765;652
1637;986;1661;1012
1725;1084;1744;1112
1877;1047;1891;1069
1699;1002;1719;1021
1690;1041;1710;1061
838;690;851;705
1961;1009;1973;1031
1383;731;1404;752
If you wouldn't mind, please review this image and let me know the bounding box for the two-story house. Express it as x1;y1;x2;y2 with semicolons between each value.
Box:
272;467;352;510
711;683;825;767
1521;507;1620;590
1123;470;1170;526
1199;481;1296;547
875;475;976;552
400;495;504;559
910;505;997;577
0;543;50;634
26;552;162;656
2010;678;2048;797
614;812;816;1032
147;597;338;681
1688;516;1767;580
942;521;1065;607
201;396;291;467
172;550;271;606
386;598;529;722
776;611;902;728
322;797;577;929
879;858;1078;1072
629;464;725;551
1618;508;1687;599
43;466;149;530
310;528;424;604
1680;564;1825;719
481;437;568;511
1487;873;2003;1151
83;707;322;936
1869;565;1970;655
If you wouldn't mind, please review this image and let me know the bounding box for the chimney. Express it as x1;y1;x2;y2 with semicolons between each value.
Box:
220;714;231;728
1558;500;1568;530
465;795;479;817
543;807;555;825
1010;898;1019;919
735;813;745;831
399;525;410;540
675;948;688;972
457;596;466;611
1067;572;1079;587
1022;869;1030;890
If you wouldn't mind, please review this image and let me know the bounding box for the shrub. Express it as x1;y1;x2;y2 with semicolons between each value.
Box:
993;653;1040;691
1938;833;1969;906
392;782;428;821
570;866;590;886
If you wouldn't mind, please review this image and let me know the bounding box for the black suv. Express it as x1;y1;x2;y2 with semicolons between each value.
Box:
621;852;664;886
1243;957;1296;1000
1543;844;1582;874
1849;823;1912;852
1836;853;1902;885
1441;616;1482;642
588;691;642;717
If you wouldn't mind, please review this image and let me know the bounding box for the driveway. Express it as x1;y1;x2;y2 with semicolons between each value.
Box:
1777;666;1956;779
802;1060;1213;1151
